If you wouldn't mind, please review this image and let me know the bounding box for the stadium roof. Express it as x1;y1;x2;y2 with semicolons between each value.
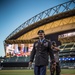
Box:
5;39;38;44
5;0;75;41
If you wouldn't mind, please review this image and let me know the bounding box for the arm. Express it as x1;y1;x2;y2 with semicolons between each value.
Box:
54;47;60;51
30;43;36;62
48;42;56;72
48;42;55;63
51;45;60;52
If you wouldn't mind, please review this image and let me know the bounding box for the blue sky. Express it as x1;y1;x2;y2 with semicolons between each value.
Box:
0;0;70;56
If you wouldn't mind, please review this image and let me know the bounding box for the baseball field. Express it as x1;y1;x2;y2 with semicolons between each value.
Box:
0;69;75;75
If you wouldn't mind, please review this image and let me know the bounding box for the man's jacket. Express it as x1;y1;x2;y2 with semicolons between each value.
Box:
30;39;55;66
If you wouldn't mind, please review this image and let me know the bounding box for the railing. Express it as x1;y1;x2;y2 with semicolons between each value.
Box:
6;0;75;40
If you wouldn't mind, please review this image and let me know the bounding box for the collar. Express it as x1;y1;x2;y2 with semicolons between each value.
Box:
39;38;45;43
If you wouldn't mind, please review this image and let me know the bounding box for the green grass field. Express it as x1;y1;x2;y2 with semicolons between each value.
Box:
0;69;75;75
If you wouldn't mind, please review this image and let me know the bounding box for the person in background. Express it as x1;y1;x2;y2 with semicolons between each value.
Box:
50;41;61;75
29;30;56;75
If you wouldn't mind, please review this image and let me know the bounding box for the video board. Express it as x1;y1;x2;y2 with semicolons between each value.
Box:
5;44;33;57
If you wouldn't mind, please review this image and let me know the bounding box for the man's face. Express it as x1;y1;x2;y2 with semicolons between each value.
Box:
38;33;45;38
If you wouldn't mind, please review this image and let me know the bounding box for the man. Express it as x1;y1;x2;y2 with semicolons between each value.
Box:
29;30;56;75
50;41;61;75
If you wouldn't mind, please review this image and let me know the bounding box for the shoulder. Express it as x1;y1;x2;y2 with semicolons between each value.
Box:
33;40;39;46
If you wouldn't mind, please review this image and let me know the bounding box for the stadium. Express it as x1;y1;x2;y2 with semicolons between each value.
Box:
0;0;75;75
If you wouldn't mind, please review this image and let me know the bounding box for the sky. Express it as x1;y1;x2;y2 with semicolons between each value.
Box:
0;0;70;57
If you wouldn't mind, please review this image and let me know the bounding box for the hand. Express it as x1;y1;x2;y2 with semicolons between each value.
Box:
29;62;32;67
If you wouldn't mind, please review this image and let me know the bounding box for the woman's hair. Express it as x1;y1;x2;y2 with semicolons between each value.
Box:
51;41;56;46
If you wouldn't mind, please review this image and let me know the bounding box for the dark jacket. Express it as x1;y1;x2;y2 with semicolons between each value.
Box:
30;39;55;66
